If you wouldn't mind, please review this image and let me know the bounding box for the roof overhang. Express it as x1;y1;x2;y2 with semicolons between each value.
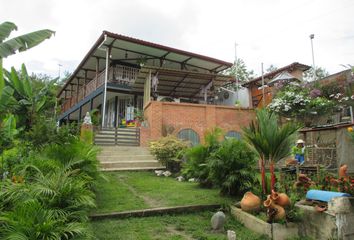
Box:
57;31;233;98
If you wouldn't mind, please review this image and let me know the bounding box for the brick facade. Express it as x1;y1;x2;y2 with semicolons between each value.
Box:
140;101;255;146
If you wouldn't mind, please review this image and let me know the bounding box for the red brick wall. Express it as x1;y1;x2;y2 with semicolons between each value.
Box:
140;101;255;146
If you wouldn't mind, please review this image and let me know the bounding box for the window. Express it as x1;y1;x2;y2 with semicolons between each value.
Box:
225;131;242;140
177;129;200;146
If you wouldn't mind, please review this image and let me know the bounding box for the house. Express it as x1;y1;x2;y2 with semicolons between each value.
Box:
57;31;255;146
242;62;311;108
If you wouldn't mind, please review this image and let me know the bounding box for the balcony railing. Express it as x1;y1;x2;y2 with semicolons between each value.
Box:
61;65;139;113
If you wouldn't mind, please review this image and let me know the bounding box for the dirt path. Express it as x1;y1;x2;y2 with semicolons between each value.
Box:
116;175;166;208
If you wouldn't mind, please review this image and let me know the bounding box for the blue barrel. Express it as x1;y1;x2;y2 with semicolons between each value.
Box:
306;190;351;202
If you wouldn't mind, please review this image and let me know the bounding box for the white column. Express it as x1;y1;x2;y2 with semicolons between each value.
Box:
101;46;110;128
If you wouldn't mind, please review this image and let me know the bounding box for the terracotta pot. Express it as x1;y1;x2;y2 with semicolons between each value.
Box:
263;195;286;221
339;164;348;179
271;190;291;207
240;192;261;212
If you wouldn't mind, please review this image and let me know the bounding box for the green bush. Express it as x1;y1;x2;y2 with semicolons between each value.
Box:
149;135;188;172
182;145;211;186
181;128;223;187
208;139;259;196
0;138;100;239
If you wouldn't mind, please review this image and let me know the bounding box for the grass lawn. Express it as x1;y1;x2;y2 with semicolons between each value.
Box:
90;211;268;240
93;171;233;213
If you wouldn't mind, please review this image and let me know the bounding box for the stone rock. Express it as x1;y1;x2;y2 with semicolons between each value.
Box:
176;176;185;182
163;171;172;177
211;211;226;232
227;230;236;240
328;197;353;214
155;170;164;176
188;178;196;182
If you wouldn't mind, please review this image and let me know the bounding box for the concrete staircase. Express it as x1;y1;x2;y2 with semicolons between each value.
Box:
97;146;165;171
94;128;140;146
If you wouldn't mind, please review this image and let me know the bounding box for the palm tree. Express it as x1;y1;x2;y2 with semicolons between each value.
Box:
243;109;300;194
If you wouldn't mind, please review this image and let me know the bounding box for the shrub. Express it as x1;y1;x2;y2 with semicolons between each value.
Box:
149;135;188;172
208;138;259;196
181;128;224;187
182;145;211;186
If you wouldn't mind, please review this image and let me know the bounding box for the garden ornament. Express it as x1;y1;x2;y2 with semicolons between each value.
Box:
211;210;225;232
292;139;306;165
83;112;92;124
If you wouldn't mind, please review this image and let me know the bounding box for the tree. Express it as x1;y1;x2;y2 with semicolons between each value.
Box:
265;64;278;73
223;58;255;84
4;64;56;129
303;66;329;81
243;109;300;194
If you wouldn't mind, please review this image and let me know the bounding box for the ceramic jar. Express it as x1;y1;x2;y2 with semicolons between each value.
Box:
240;191;261;212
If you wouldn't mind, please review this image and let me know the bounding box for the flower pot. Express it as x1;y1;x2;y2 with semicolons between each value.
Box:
240;192;261;213
271;190;291;208
339;164;348;179
263;196;286;221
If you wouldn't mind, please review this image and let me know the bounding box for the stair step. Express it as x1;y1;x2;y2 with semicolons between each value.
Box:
101;161;163;169
98;155;155;161
101;166;165;172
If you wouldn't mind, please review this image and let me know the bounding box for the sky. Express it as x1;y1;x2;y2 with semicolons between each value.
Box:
2;0;354;77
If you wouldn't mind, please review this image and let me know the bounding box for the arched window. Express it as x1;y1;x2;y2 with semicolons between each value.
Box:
225;131;242;140
177;129;200;146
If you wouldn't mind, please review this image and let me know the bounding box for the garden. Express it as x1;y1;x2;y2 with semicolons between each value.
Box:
1;20;353;240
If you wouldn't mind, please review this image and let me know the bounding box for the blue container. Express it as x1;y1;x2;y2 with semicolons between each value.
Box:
306;190;351;202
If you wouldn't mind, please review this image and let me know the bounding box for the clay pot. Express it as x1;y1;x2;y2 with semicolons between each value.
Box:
285;159;298;166
271;190;291;207
339;164;348;179
298;173;311;183
240;192;261;212
263;195;286;221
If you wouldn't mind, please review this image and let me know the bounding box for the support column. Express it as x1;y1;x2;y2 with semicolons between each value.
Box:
101;46;111;128
95;57;99;88
84;70;88;97
134;94;138;109
76;79;80;103
90;98;94;111
114;96;118;127
78;105;82;123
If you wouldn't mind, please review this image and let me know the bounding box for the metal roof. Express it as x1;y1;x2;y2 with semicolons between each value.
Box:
242;62;311;87
267;71;299;86
57;31;233;98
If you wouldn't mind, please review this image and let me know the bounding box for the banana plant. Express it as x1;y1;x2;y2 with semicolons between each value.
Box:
0;61;17;115
0;21;55;59
4;64;54;128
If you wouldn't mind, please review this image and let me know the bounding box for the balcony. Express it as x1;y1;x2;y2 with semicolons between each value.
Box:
60;65;139;113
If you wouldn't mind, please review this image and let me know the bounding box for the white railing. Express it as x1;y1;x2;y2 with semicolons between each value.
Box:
109;65;138;86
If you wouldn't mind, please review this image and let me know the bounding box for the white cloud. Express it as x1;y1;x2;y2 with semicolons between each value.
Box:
2;0;354;77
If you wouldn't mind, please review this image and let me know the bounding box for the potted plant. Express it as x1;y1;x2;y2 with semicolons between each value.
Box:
134;109;145;127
